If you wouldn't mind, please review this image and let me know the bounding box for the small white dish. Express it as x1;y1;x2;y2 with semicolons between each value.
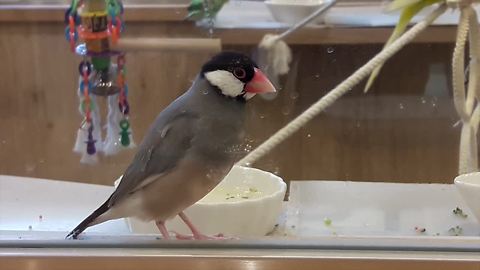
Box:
116;165;287;237
265;0;328;25
454;172;480;222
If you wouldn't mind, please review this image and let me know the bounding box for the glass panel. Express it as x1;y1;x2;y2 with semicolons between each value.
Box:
0;0;479;266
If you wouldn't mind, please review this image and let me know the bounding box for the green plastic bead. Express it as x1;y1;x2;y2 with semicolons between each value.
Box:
80;100;95;112
92;57;110;71
119;119;130;146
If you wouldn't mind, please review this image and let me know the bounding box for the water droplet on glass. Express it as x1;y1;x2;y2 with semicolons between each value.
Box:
432;101;437;108
273;167;280;175
290;91;299;100
244;162;252;167
356;121;361;128
259;115;265;119
398;103;404;110
421;98;426;104
327;47;335;54
202;89;209;95
282;107;290;115
306;134;312;138
314;74;320;78
39;159;45;164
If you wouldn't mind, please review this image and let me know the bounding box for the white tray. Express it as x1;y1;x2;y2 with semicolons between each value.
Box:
286;181;480;238
1;175;478;250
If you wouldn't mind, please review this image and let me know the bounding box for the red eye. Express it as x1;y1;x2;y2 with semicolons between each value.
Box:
233;68;246;79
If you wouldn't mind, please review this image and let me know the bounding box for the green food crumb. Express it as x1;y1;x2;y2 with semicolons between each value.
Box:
249;187;258;192
241;196;249;199
453;207;468;218
448;226;463;236
324;218;332;226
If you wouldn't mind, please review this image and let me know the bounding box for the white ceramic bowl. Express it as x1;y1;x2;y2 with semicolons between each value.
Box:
454;172;480;222
115;166;287;237
265;0;327;25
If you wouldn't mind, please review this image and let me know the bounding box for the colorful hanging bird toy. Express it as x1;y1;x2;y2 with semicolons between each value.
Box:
65;0;134;164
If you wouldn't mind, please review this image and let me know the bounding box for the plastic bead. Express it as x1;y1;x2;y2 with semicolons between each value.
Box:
92;57;110;71
79;80;92;94
69;15;75;31
119;119;130;146
111;25;119;44
118;100;129;115
75;43;87;56
78;61;92;76
115;17;123;35
64;8;80;25
80;100;95;112
85;126;97;155
64;8;73;25
108;9;117;20
64;26;78;42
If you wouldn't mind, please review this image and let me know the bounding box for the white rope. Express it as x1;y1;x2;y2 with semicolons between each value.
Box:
238;3;447;167
452;7;471;122
453;5;480;174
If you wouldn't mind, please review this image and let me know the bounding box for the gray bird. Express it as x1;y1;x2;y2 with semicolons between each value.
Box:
66;51;276;240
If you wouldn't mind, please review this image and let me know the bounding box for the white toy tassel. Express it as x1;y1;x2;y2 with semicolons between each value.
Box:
256;0;336;95
103;93;123;155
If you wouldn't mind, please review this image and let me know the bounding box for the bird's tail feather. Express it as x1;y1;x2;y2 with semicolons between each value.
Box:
65;197;111;239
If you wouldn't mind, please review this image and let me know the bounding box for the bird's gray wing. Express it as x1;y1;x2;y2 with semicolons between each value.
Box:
108;112;198;207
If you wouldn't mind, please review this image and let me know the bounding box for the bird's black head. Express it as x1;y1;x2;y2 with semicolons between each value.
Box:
201;51;276;100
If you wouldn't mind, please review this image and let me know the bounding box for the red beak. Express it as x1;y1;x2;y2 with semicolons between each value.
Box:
245;68;277;94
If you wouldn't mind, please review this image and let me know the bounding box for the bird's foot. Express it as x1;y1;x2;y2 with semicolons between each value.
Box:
172;231;230;240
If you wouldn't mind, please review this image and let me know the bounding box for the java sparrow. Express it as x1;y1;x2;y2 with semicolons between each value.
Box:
66;51;276;240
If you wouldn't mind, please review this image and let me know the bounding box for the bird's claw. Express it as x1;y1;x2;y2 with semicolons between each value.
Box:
171;231;231;240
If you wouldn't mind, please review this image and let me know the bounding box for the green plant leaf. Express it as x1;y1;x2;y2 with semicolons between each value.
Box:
364;0;443;92
186;0;229;21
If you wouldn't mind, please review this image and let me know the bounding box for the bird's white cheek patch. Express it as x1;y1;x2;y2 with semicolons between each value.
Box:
205;70;244;97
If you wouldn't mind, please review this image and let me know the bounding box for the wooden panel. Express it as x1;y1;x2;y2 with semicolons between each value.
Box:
1;253;479;270
0;21;462;185
0;4;458;44
0;4;189;22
